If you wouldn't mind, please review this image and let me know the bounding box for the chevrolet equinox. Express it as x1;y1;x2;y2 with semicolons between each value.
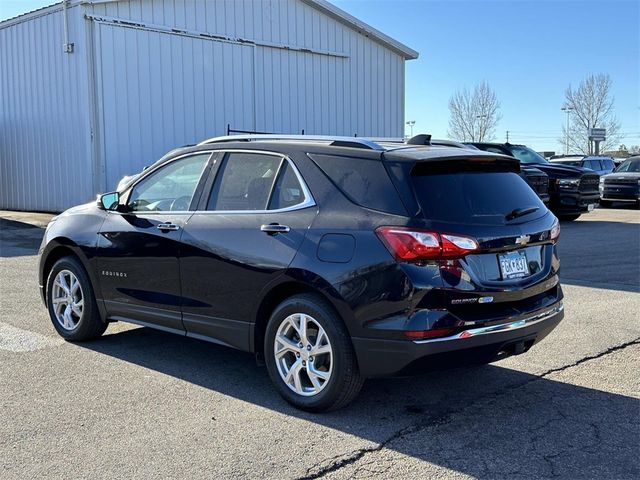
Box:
39;135;564;411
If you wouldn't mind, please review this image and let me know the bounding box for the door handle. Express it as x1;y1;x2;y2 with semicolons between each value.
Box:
157;223;180;232
260;223;290;234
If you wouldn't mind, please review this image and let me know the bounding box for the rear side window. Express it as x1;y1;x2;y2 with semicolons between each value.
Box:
308;154;406;215
268;162;305;210
412;170;545;225
207;153;281;211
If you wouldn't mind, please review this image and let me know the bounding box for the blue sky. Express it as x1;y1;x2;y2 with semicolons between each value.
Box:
2;0;639;152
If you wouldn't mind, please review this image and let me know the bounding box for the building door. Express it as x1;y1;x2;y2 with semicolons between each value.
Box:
92;21;255;191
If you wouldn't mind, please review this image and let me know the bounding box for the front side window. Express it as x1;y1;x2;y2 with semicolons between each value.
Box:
128;153;210;212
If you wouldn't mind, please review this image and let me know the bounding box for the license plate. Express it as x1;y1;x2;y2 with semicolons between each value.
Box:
498;250;530;280
588;203;595;212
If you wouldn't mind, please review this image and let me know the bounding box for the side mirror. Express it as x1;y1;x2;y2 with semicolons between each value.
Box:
97;192;120;211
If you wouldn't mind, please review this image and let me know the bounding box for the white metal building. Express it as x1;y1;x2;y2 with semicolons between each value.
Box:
0;0;417;211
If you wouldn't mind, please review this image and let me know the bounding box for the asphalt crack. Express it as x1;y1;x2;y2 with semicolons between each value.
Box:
297;337;640;480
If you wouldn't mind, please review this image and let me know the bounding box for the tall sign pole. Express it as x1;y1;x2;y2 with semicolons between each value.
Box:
588;128;606;155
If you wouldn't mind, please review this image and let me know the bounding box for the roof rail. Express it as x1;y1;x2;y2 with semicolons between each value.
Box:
197;134;385;151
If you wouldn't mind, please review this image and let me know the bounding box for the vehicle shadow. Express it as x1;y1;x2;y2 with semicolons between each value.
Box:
557;220;640;292
0;219;44;258
78;327;639;478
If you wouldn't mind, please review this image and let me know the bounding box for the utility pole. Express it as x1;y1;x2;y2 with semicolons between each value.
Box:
506;130;510;143
561;106;574;155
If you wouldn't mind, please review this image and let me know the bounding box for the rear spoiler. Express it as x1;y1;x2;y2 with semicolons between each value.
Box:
410;155;521;175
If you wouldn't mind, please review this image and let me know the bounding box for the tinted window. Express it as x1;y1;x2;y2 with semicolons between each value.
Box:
268;162;306;210
484;146;508;155
128;153;210;212
586;160;601;170
412;171;545;225
616;158;640;172
557;160;582;167
604;159;614;169
207;153;282;211
507;146;547;164
308;154;406;215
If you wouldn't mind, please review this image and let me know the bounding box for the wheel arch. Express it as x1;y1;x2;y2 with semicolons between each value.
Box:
40;239;105;318
251;273;355;356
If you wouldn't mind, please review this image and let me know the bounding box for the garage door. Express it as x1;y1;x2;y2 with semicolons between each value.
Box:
93;22;255;189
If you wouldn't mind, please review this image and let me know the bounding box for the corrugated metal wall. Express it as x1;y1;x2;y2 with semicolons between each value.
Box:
93;22;255;188
86;0;406;138
0;5;92;212
1;0;409;211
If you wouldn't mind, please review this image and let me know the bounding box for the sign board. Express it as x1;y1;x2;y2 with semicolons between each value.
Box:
588;128;606;141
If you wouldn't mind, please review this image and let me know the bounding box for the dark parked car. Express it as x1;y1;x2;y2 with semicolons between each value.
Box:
429;139;550;204
550;155;616;175
469;143;600;221
599;156;640;207
39;135;564;411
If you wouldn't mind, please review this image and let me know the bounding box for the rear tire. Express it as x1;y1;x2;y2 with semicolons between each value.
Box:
46;256;107;341
264;294;364;412
599;200;612;208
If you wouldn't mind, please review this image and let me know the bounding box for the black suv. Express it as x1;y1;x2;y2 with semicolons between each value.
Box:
470;143;600;220
39;135;564;411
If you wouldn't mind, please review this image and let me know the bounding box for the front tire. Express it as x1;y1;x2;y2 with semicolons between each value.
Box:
559;214;581;221
46;256;107;341
599;200;613;208
264;294;364;412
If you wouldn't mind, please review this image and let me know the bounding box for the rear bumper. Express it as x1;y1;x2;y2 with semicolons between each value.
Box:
352;302;564;377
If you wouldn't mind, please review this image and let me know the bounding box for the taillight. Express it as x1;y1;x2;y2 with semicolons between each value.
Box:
550;220;560;242
375;226;478;262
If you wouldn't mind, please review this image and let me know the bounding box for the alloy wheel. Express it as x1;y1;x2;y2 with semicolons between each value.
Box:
51;269;84;331
274;313;333;397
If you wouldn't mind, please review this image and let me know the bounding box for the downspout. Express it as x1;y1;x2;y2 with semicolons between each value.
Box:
63;0;74;53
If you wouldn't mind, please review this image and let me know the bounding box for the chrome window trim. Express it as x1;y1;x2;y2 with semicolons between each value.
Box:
194;149;316;214
412;303;564;344
116;150;215;215
108;148;316;216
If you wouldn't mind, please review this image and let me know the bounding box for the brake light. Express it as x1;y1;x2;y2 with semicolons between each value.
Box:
376;226;478;261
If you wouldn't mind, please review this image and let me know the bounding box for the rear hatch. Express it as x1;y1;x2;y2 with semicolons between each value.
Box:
383;153;560;323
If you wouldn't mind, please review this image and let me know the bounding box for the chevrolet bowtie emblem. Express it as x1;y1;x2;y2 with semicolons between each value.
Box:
515;235;531;245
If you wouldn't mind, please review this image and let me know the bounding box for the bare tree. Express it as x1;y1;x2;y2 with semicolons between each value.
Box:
559;74;620;154
448;81;501;142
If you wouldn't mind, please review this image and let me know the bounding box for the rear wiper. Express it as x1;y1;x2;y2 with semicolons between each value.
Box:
505;206;539;221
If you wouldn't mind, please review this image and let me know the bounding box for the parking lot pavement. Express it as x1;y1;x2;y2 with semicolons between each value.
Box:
1;208;639;479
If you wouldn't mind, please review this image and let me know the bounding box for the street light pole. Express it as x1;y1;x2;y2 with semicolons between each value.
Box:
561;106;573;155
405;120;416;138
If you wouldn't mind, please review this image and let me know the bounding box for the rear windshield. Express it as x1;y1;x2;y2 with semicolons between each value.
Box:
556;160;582;167
411;170;546;225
